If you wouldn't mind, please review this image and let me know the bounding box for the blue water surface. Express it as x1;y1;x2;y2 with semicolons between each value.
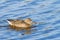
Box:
0;0;60;40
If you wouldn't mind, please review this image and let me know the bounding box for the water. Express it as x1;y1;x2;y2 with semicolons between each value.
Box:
0;0;60;40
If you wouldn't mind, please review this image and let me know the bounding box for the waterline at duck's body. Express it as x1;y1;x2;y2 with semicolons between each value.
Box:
7;18;33;31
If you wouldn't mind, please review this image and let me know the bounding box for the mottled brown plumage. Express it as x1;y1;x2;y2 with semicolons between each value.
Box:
7;18;36;34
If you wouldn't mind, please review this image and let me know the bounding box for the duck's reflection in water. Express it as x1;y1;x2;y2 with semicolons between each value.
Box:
7;18;37;35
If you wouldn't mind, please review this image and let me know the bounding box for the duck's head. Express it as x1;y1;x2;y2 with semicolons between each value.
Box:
24;18;32;25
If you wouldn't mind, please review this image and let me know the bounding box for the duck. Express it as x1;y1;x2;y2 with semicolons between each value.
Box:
7;18;36;32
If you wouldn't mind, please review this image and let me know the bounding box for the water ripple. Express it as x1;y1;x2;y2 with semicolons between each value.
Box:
0;0;60;40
